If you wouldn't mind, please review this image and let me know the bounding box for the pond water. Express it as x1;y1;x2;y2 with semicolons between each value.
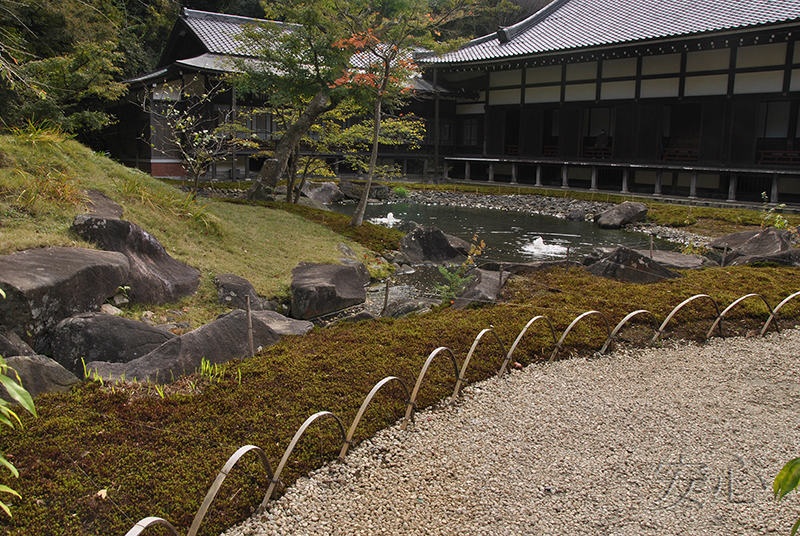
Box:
331;202;676;264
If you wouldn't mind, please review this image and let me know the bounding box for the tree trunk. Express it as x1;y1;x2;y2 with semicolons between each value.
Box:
246;90;334;201
350;93;384;227
285;144;299;203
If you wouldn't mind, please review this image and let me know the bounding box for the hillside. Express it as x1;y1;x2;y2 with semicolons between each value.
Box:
0;129;398;324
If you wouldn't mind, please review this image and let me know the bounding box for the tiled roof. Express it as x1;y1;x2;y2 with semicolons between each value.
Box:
431;0;800;64
181;8;290;57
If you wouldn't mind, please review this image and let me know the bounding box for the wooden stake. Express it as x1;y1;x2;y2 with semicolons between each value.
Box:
246;295;254;357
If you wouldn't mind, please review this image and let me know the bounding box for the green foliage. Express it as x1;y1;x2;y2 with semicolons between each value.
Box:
0;288;36;517
761;191;791;230
198;358;222;384
775;457;800;535
434;234;485;302
393;186;409;197
143;80;256;199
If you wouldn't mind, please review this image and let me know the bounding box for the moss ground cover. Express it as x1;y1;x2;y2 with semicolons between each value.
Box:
2;265;799;535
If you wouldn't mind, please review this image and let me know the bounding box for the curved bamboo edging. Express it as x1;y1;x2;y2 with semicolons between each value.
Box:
452;328;507;399
340;376;411;459
501;315;558;376
265;411;347;502
706;293;775;340
401;347;460;431
124;517;180;536
652;294;721;344
760;290;800;336
549;310;610;362
187;445;275;536
126;290;800;535
600;309;659;355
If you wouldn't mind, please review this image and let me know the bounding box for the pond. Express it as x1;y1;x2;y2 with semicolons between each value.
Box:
331;202;677;264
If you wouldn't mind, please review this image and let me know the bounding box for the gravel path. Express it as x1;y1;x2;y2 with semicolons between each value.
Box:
225;331;800;536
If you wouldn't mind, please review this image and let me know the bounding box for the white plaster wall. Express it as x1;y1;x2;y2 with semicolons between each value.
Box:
737;43;786;68
640;78;679;98
490;69;522;87
601;80;636;100
734;71;784;94
488;89;521;105
602;58;637;78
684;74;728;96
566;62;597;81
686;49;730;72
456;103;485;115
564;83;596;101
642;54;681;75
527;65;562;84
525;86;561;103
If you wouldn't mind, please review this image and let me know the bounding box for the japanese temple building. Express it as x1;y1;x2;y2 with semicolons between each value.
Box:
422;0;800;203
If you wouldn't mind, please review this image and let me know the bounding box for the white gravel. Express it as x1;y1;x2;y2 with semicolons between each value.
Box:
224;331;800;536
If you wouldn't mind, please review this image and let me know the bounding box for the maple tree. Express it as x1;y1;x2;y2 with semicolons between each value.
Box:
327;0;473;226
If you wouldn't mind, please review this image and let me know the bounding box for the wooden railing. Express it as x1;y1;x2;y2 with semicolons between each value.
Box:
759;150;800;165
662;148;698;161
582;146;612;159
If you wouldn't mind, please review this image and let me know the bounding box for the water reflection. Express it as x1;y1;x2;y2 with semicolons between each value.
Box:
332;202;676;264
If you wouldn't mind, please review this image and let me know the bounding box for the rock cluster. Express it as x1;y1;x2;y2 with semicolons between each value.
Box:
0;190;314;398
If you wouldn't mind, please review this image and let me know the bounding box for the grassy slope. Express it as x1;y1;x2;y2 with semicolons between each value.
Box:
0;134;397;324
1;135;799;535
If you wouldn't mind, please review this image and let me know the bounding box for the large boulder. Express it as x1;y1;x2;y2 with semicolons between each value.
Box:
712;228;794;266
290;262;367;320
51;313;176;375
72;215;200;305
85;309;282;383
215;274;264;311
85;190;124;219
302;182;344;204
251;310;314;336
595;202;648;229
0;247;130;353
382;298;440;318
585;247;681;284
726;249;800;267
399;226;469;264
3;355;81;400
339;180;391;201
296;197;331;211
452;268;512;309
631;250;718;270
0;327;36;358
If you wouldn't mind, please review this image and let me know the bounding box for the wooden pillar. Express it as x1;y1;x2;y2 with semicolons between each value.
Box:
771;173;780;204
654;170;662;196
511;163;518;184
621;168;630;193
465;161;471;181
727;173;737;202
423;159;429;181
689;170;698;199
590;166;598;191
535;164;542;187
402;159;408;178
231;86;237;181
334;161;340;178
488;162;495;182
443;160;449;180
561;165;569;189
